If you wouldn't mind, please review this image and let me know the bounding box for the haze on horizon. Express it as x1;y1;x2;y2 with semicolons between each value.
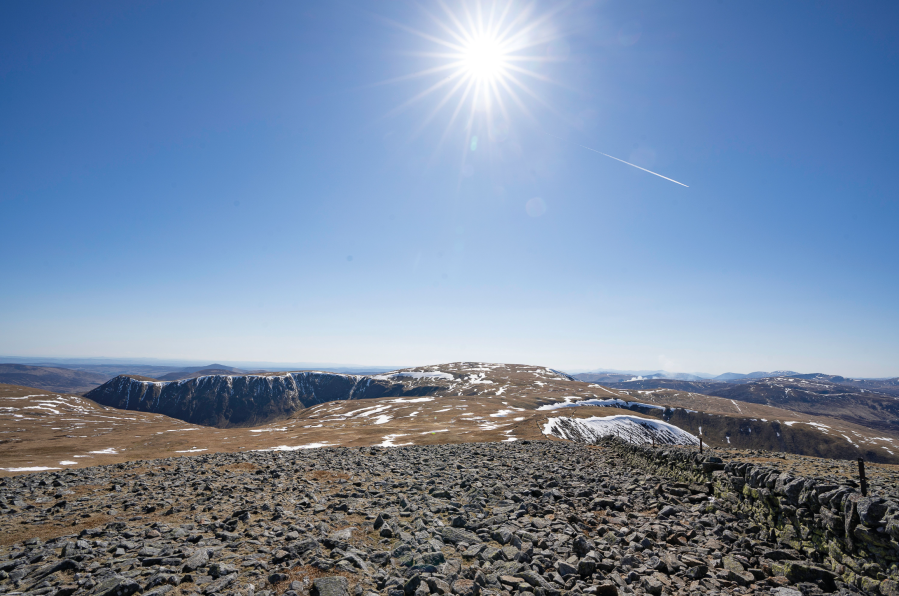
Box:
1;2;897;379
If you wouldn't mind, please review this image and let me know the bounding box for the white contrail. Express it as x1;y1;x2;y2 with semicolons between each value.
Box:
576;143;689;187
550;133;689;187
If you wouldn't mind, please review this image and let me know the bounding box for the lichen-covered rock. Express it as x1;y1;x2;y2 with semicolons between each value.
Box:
772;560;836;588
881;578;899;596
858;496;890;526
313;576;349;596
820;507;844;536
781;477;806;505
91;576;141;596
451;578;479;596
440;527;480;545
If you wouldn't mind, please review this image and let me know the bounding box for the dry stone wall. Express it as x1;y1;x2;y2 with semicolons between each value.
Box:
602;438;899;595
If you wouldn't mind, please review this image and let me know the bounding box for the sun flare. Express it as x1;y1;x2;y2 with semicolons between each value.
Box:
381;0;565;155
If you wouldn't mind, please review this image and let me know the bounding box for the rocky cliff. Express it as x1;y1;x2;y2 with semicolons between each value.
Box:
84;371;451;428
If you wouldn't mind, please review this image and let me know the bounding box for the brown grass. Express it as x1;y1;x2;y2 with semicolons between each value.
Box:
64;484;104;498
309;470;350;481
0;514;114;547
0;504;203;547
223;462;259;472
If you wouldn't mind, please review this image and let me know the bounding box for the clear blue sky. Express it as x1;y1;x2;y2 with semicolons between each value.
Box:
1;1;897;377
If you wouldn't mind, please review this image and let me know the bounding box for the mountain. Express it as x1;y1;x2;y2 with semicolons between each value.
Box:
0;362;257;393
0;364;111;394
602;375;899;434
6;360;899;477
597;378;726;393
573;371;708;383
572;369;711;381
743;370;800;379
174;363;245;374
571;372;635;384
0;362;226;381
0;357;402;376
707;376;899;434
578;370;818;383
711;372;746;381
790;373;899;397
155;367;255;381
58;362;897;469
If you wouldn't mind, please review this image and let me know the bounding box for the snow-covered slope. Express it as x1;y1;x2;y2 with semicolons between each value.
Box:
543;415;700;446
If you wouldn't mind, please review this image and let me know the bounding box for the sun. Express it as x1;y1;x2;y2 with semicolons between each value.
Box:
380;0;564;152
462;35;508;82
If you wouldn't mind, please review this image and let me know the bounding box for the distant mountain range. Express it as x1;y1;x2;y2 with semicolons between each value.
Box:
0;360;400;393
0;364;110;395
572;370;800;383
4;361;899;466
571;368;896;383
3;357;895;396
599;374;899;433
58;361;899;462
0;356;400;375
570;368;714;381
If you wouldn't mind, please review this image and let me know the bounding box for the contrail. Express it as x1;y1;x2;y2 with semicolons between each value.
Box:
551;134;689;187
580;144;689;187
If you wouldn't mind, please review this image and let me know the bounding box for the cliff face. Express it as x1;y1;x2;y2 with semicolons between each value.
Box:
84;372;448;428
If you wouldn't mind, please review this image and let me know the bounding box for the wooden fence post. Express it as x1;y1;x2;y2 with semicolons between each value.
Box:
858;458;868;497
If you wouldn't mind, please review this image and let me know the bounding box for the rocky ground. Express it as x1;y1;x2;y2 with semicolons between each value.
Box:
0;441;871;596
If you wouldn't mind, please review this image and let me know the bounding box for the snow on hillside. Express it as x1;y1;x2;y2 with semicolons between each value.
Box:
373;371;455;381
537;397;665;411
543;415;699;446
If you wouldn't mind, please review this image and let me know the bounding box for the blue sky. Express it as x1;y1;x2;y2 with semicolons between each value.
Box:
1;1;897;377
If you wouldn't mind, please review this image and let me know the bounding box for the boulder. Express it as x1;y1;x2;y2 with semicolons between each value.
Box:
312;576;350;596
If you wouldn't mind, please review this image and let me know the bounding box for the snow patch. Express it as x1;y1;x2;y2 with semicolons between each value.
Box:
256;443;331;451
379;434;412;447
538;398;665;411
543;415;699;446
376;372;454;381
